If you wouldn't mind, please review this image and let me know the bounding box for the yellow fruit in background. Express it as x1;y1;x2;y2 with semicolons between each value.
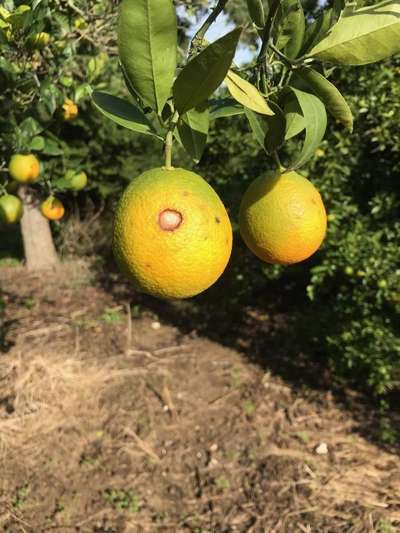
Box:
31;31;51;49
62;98;78;120
0;194;23;224
239;169;327;265
8;154;40;184
40;196;65;221
113;167;232;299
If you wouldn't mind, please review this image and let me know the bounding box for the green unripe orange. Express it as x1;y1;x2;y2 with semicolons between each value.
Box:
0;194;24;224
66;170;88;191
8;154;40;184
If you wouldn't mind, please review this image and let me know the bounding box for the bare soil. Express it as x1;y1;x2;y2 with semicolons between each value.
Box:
0;263;399;532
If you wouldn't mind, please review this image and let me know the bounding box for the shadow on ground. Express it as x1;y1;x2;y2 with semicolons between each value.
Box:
95;250;400;455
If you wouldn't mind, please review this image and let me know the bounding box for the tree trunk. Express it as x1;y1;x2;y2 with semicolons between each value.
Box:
19;187;59;271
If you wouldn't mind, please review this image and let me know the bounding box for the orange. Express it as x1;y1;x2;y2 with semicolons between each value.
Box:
40;196;65;221
62;99;78;120
66;170;87;191
8;154;40;184
113;167;232;299
239;169;327;264
0;194;23;224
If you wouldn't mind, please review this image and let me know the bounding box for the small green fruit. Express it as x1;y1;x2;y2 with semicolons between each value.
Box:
66;170;88;191
0;194;23;224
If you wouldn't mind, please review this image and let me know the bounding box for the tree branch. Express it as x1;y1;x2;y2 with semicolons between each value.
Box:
190;0;229;55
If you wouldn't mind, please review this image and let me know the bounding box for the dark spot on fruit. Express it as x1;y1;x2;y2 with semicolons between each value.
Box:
215;216;221;224
183;191;189;196
311;198;317;205
159;209;182;231
145;263;150;268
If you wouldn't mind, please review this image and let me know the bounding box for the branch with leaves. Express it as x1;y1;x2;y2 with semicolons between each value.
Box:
92;0;400;171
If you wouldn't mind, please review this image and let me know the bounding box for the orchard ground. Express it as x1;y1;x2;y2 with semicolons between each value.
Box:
0;258;399;532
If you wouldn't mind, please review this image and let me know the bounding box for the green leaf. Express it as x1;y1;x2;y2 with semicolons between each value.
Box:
283;96;305;140
53;178;75;190
308;1;400;65
118;0;177;114
275;0;305;57
176;103;209;163
92;92;161;138
295;67;353;130
244;108;267;151
301;9;334;55
264;102;286;154
246;0;265;27
42;139;64;156
225;70;274;115
287;87;327;169
209;98;244;120
244;104;286;154
173;27;242;115
284;0;306;59
20;117;43;138
29;135;45;151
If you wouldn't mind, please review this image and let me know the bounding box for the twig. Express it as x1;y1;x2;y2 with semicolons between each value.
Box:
257;0;281;65
190;0;230;54
124;427;161;463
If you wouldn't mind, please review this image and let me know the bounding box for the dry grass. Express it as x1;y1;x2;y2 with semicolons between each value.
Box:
0;349;141;459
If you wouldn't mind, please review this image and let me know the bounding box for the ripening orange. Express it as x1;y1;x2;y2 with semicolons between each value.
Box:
40;196;65;221
62;99;78;120
9;154;40;184
239;169;327;265
113;167;232;299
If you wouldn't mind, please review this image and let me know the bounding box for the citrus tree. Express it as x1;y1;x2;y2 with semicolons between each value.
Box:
92;0;400;298
0;0;116;270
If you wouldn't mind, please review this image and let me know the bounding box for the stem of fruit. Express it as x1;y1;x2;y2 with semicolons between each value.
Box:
164;110;180;169
190;0;229;56
272;151;281;170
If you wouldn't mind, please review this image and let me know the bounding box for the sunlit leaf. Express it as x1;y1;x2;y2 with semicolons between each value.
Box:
118;0;177;114
295;67;353;130
173;28;242;114
287;87;327;169
92;92;161;138
308;0;400;65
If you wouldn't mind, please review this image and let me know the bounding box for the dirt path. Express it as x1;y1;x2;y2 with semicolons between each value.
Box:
0;265;399;532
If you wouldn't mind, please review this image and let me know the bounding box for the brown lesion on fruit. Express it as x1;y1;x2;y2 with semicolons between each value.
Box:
158;209;183;231
182;191;190;196
215;216;221;224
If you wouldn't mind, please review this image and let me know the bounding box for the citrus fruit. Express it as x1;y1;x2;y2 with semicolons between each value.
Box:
113;167;232;299
239;169;327;264
66;170;87;191
0;194;24;224
40;196;65;221
28;31;50;49
62;98;78;120
8;154;40;184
